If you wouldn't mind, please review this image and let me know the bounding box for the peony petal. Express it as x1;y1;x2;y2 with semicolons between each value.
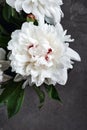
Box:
22;0;33;14
6;0;15;7
15;54;30;62
45;16;55;25
57;68;68;85
15;0;23;12
67;48;81;62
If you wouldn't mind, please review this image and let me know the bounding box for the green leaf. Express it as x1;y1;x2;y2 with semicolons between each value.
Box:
11;8;17;17
0;25;9;35
0;81;25;118
2;4;12;22
7;86;24;118
1;4;26;30
0;35;10;47
33;85;45;107
45;85;62;102
0;82;17;104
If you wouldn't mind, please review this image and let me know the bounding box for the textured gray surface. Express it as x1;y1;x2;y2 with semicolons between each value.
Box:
0;0;87;130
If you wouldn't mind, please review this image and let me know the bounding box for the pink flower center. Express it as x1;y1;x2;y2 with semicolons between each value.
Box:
45;48;52;61
28;44;34;49
28;44;52;61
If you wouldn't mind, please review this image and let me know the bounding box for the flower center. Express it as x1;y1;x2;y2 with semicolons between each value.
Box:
28;44;34;49
28;44;52;62
45;48;52;61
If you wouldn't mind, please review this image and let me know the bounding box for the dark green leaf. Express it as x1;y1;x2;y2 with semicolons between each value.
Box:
0;81;25;118
0;25;9;35
0;35;10;47
33;85;45;107
2;4;12;22
0;82;17;104
11;8;17;17
7;86;24;118
45;85;62;102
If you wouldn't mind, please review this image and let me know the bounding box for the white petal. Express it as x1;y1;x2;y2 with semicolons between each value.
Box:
67;48;81;61
22;0;32;14
56;68;68;85
15;0;23;12
6;0;15;7
15;54;30;62
45;16;55;25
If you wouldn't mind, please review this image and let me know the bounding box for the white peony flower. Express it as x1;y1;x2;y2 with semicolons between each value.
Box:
6;0;63;24
0;48;11;83
7;22;81;87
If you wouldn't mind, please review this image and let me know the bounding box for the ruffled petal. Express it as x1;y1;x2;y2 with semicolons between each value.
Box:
66;48;81;61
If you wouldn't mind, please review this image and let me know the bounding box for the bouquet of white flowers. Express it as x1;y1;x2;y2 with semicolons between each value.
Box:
0;0;81;118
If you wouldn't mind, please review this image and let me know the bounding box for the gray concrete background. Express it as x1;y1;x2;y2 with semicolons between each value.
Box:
0;0;87;130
